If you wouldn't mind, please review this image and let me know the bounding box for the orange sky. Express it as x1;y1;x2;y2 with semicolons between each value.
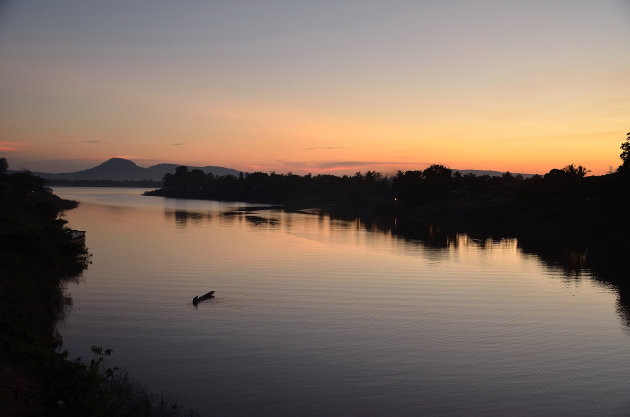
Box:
1;1;629;175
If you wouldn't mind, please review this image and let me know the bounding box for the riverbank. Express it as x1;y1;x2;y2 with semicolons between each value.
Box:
146;165;629;248
0;165;198;417
0;169;89;415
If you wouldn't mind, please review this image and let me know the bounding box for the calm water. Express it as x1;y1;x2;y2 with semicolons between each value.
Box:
55;187;630;417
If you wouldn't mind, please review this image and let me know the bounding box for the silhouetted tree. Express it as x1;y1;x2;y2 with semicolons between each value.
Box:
175;166;189;176
544;164;589;180
619;131;630;175
562;164;589;178
392;170;424;206
147;157;630;235
422;165;453;200
9;170;46;194
0;157;7;176
422;164;452;181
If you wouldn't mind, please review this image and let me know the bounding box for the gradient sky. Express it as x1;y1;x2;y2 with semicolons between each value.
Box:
1;1;629;174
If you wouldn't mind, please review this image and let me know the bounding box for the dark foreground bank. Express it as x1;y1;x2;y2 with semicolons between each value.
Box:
0;159;198;417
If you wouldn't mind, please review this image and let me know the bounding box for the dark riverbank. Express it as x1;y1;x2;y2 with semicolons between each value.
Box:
1;168;90;415
0;162;197;417
146;164;629;248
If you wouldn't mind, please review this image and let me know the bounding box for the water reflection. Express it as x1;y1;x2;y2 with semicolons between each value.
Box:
56;189;630;417
163;206;630;328
349;212;630;328
245;215;280;227
164;209;213;228
166;207;283;229
383;215;629;329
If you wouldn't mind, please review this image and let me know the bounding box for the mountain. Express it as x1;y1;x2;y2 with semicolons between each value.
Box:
33;158;242;181
27;158;535;182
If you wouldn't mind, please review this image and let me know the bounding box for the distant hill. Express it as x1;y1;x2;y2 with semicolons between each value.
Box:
455;169;535;178
23;158;535;181
32;158;242;181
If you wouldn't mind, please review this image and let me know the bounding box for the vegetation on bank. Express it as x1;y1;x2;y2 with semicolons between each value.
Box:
146;134;630;242
0;158;197;417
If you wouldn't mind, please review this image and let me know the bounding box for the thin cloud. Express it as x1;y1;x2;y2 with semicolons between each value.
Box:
275;160;312;169
306;146;346;151
171;143;185;146
0;141;23;152
111;155;137;160
265;160;434;173
314;161;426;169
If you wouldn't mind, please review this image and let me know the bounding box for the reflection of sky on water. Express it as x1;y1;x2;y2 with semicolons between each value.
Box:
56;185;621;319
160;204;595;282
57;187;630;417
53;186;263;211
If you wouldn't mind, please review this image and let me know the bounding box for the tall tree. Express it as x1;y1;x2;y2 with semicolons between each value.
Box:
562;164;589;178
619;131;630;174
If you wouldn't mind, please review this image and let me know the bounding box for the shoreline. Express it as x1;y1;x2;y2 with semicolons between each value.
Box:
0;169;198;416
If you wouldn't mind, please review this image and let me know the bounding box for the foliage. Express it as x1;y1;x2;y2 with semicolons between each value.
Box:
0;161;197;417
147;133;630;247
0;164;90;415
157;167;393;212
45;346;197;417
0;157;7;175
619;131;630;174
150;161;607;213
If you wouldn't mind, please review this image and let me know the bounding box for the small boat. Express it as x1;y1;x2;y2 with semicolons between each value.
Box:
192;291;215;305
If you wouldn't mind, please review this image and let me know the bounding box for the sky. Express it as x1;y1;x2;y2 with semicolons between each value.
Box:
1;0;629;175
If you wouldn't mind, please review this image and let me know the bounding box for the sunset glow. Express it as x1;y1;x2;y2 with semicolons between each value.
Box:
1;1;629;174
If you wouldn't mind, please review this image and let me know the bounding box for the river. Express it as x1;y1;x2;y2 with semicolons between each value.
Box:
55;187;630;417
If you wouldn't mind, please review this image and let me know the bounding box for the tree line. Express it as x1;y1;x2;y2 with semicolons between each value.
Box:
148;133;630;213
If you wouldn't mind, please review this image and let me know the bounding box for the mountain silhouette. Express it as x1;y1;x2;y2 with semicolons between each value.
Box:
33;158;241;181
29;158;534;181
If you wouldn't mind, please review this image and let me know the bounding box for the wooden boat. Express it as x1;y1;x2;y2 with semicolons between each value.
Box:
192;291;215;305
